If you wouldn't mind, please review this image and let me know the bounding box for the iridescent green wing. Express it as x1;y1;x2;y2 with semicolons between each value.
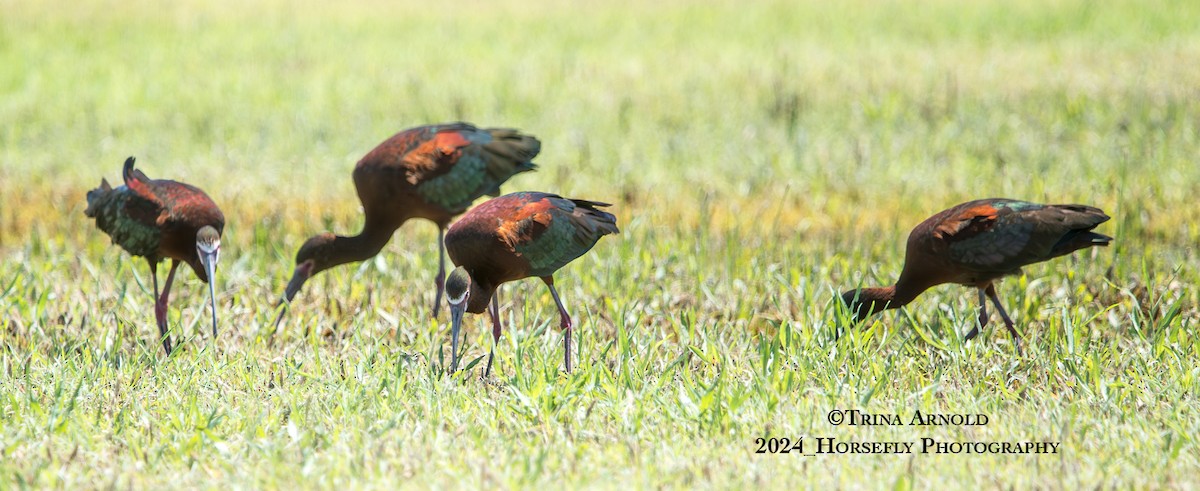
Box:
412;127;538;212
502;194;618;277
938;199;1072;271
85;158;166;258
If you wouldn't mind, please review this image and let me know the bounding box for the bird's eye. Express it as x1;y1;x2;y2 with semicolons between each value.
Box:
197;241;220;265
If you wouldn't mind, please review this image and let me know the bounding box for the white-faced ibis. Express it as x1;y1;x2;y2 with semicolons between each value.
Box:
85;157;225;355
443;191;619;375
840;198;1112;355
276;122;539;327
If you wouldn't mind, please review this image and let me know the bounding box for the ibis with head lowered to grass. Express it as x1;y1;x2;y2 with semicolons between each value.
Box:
276;122;539;328
443;191;619;376
840;198;1112;356
85;157;224;355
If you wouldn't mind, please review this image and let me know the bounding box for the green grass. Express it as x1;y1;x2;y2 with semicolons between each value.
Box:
2;0;1199;487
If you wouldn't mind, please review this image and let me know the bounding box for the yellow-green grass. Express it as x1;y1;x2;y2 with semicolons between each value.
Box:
2;0;1198;487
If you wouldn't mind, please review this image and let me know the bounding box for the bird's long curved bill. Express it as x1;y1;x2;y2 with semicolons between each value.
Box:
273;266;309;332
272;299;288;332
201;251;219;339
448;304;465;373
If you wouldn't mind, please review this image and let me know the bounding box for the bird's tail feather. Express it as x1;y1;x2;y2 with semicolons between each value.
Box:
1084;232;1114;247
483;128;541;170
84;178;113;218
122;156;152;185
571;199;620;236
1052;230;1112;256
122;157;136;182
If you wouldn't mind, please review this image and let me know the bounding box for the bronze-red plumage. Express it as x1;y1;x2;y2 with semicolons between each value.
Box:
442;191;619;375
85;157;225;355
841;198;1112;355
276;122;540;327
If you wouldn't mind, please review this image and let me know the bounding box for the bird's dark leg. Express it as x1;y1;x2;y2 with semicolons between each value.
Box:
984;284;1024;356
484;291;502;378
542;277;573;373
150;261;169;355
153;260;180;356
963;288;989;340
432;227;446;319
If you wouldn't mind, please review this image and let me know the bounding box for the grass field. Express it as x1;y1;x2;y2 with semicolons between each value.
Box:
2;0;1199;487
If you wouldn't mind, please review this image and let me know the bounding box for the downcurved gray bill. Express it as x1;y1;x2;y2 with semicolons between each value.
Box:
200;249;219;339
448;303;466;373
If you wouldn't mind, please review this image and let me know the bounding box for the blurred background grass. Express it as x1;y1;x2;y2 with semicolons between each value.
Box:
1;0;1198;487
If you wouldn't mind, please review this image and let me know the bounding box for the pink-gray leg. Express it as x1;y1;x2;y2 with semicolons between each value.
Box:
484;291;502;378
542;277;573;373
153;259;180;356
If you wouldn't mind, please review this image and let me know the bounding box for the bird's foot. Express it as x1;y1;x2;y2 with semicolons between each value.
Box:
154;303;173;356
156;320;173;356
962;326;980;340
563;327;573;374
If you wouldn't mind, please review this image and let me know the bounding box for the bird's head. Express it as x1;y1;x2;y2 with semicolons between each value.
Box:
196;225;221;337
839;287;896;324
282;232;336;303
445;266;472;373
839;290;869;324
196;226;221;280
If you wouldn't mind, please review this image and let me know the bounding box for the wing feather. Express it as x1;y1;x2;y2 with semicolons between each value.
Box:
934;199;1108;272
503;194;618;276
408;125;538;211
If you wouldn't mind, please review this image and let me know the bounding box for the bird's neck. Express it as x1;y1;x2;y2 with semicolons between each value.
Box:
891;269;936;306
856;286;904;316
322;225;395;272
857;275;933;316
466;281;494;314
